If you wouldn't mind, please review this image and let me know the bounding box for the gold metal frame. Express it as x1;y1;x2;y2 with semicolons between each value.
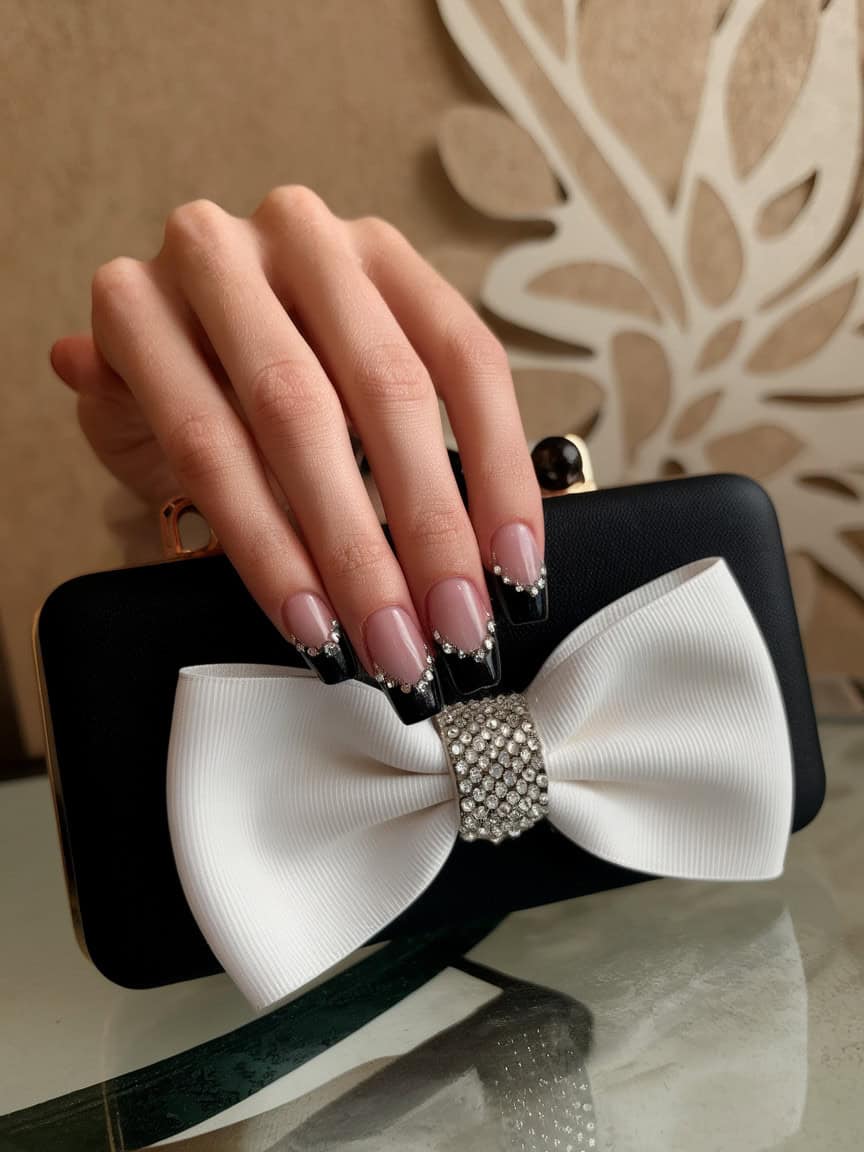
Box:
159;496;222;559
32;614;91;961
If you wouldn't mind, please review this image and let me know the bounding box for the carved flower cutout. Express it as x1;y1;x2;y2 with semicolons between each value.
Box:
434;0;864;659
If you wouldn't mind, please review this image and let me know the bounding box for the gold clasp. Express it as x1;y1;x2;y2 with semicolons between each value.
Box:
159;497;222;560
537;434;597;498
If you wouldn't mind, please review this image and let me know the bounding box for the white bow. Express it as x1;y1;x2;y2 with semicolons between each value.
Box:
167;558;793;1011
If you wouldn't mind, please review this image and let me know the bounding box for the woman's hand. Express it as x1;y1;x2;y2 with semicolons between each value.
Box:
50;188;546;723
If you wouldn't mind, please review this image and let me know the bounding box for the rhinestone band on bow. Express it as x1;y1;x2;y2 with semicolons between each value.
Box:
435;693;549;843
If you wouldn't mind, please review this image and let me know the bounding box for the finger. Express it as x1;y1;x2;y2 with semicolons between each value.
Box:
255;188;500;695
51;332;118;392
50;331;288;509
161;198;443;721
51;332;179;503
90;254;358;687
357;219;547;625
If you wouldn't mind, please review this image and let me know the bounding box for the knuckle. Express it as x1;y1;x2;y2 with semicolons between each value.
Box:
246;359;332;447
166;411;245;488
354;214;401;249
254;184;330;230
476;444;536;490
352;343;431;408
248;359;320;422
445;321;509;383
163;198;230;251
234;521;287;579
91;257;148;320
326;534;393;582
405;502;466;552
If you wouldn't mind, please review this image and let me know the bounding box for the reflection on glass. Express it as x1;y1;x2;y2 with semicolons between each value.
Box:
159;888;806;1151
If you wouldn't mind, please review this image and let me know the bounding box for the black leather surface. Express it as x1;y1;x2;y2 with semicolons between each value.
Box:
37;474;824;989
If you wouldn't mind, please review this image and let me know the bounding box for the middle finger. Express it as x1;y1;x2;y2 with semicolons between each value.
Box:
257;187;501;697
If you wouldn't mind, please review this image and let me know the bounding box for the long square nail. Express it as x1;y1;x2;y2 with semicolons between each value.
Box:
365;605;443;724
282;593;358;684
427;577;500;695
490;523;548;624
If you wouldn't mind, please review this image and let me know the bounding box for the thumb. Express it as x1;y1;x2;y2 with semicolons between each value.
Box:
50;333;121;393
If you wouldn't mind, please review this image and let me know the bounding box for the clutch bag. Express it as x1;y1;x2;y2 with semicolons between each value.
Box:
34;472;824;990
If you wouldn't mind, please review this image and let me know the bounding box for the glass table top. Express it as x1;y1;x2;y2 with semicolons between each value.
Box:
1;722;862;1150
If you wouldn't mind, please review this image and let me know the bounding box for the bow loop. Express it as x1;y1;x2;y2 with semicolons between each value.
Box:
527;560;792;879
168;666;457;1009
167;560;793;1011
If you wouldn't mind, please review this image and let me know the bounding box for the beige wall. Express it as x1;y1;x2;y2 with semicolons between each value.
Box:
0;0;510;754
2;0;862;756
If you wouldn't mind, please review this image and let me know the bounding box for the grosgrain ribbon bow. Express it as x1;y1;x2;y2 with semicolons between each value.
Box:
167;559;793;1011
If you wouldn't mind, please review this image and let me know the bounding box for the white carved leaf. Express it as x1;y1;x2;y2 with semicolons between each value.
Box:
725;0;820;179
687;179;743;306
438;105;561;218
746;280;858;373
672;392;723;441
757;172;818;238
435;0;864;616
527;261;661;322
696;319;744;371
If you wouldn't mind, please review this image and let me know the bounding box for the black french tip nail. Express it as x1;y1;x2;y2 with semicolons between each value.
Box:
434;625;502;696
492;564;549;625
296;637;359;684
364;605;445;725
282;595;358;685
373;658;445;725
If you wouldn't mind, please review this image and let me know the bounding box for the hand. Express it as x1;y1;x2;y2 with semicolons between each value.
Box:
50;187;546;723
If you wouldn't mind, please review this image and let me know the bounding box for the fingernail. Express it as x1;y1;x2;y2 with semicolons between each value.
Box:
427;577;500;695
490;522;548;625
282;592;357;685
365;606;443;725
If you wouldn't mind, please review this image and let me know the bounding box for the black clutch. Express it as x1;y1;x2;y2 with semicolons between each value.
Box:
34;473;824;990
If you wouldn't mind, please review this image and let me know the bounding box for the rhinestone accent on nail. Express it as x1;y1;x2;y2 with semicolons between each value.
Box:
491;560;547;598
436;693;548;844
287;619;343;658
432;617;497;663
373;651;437;696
